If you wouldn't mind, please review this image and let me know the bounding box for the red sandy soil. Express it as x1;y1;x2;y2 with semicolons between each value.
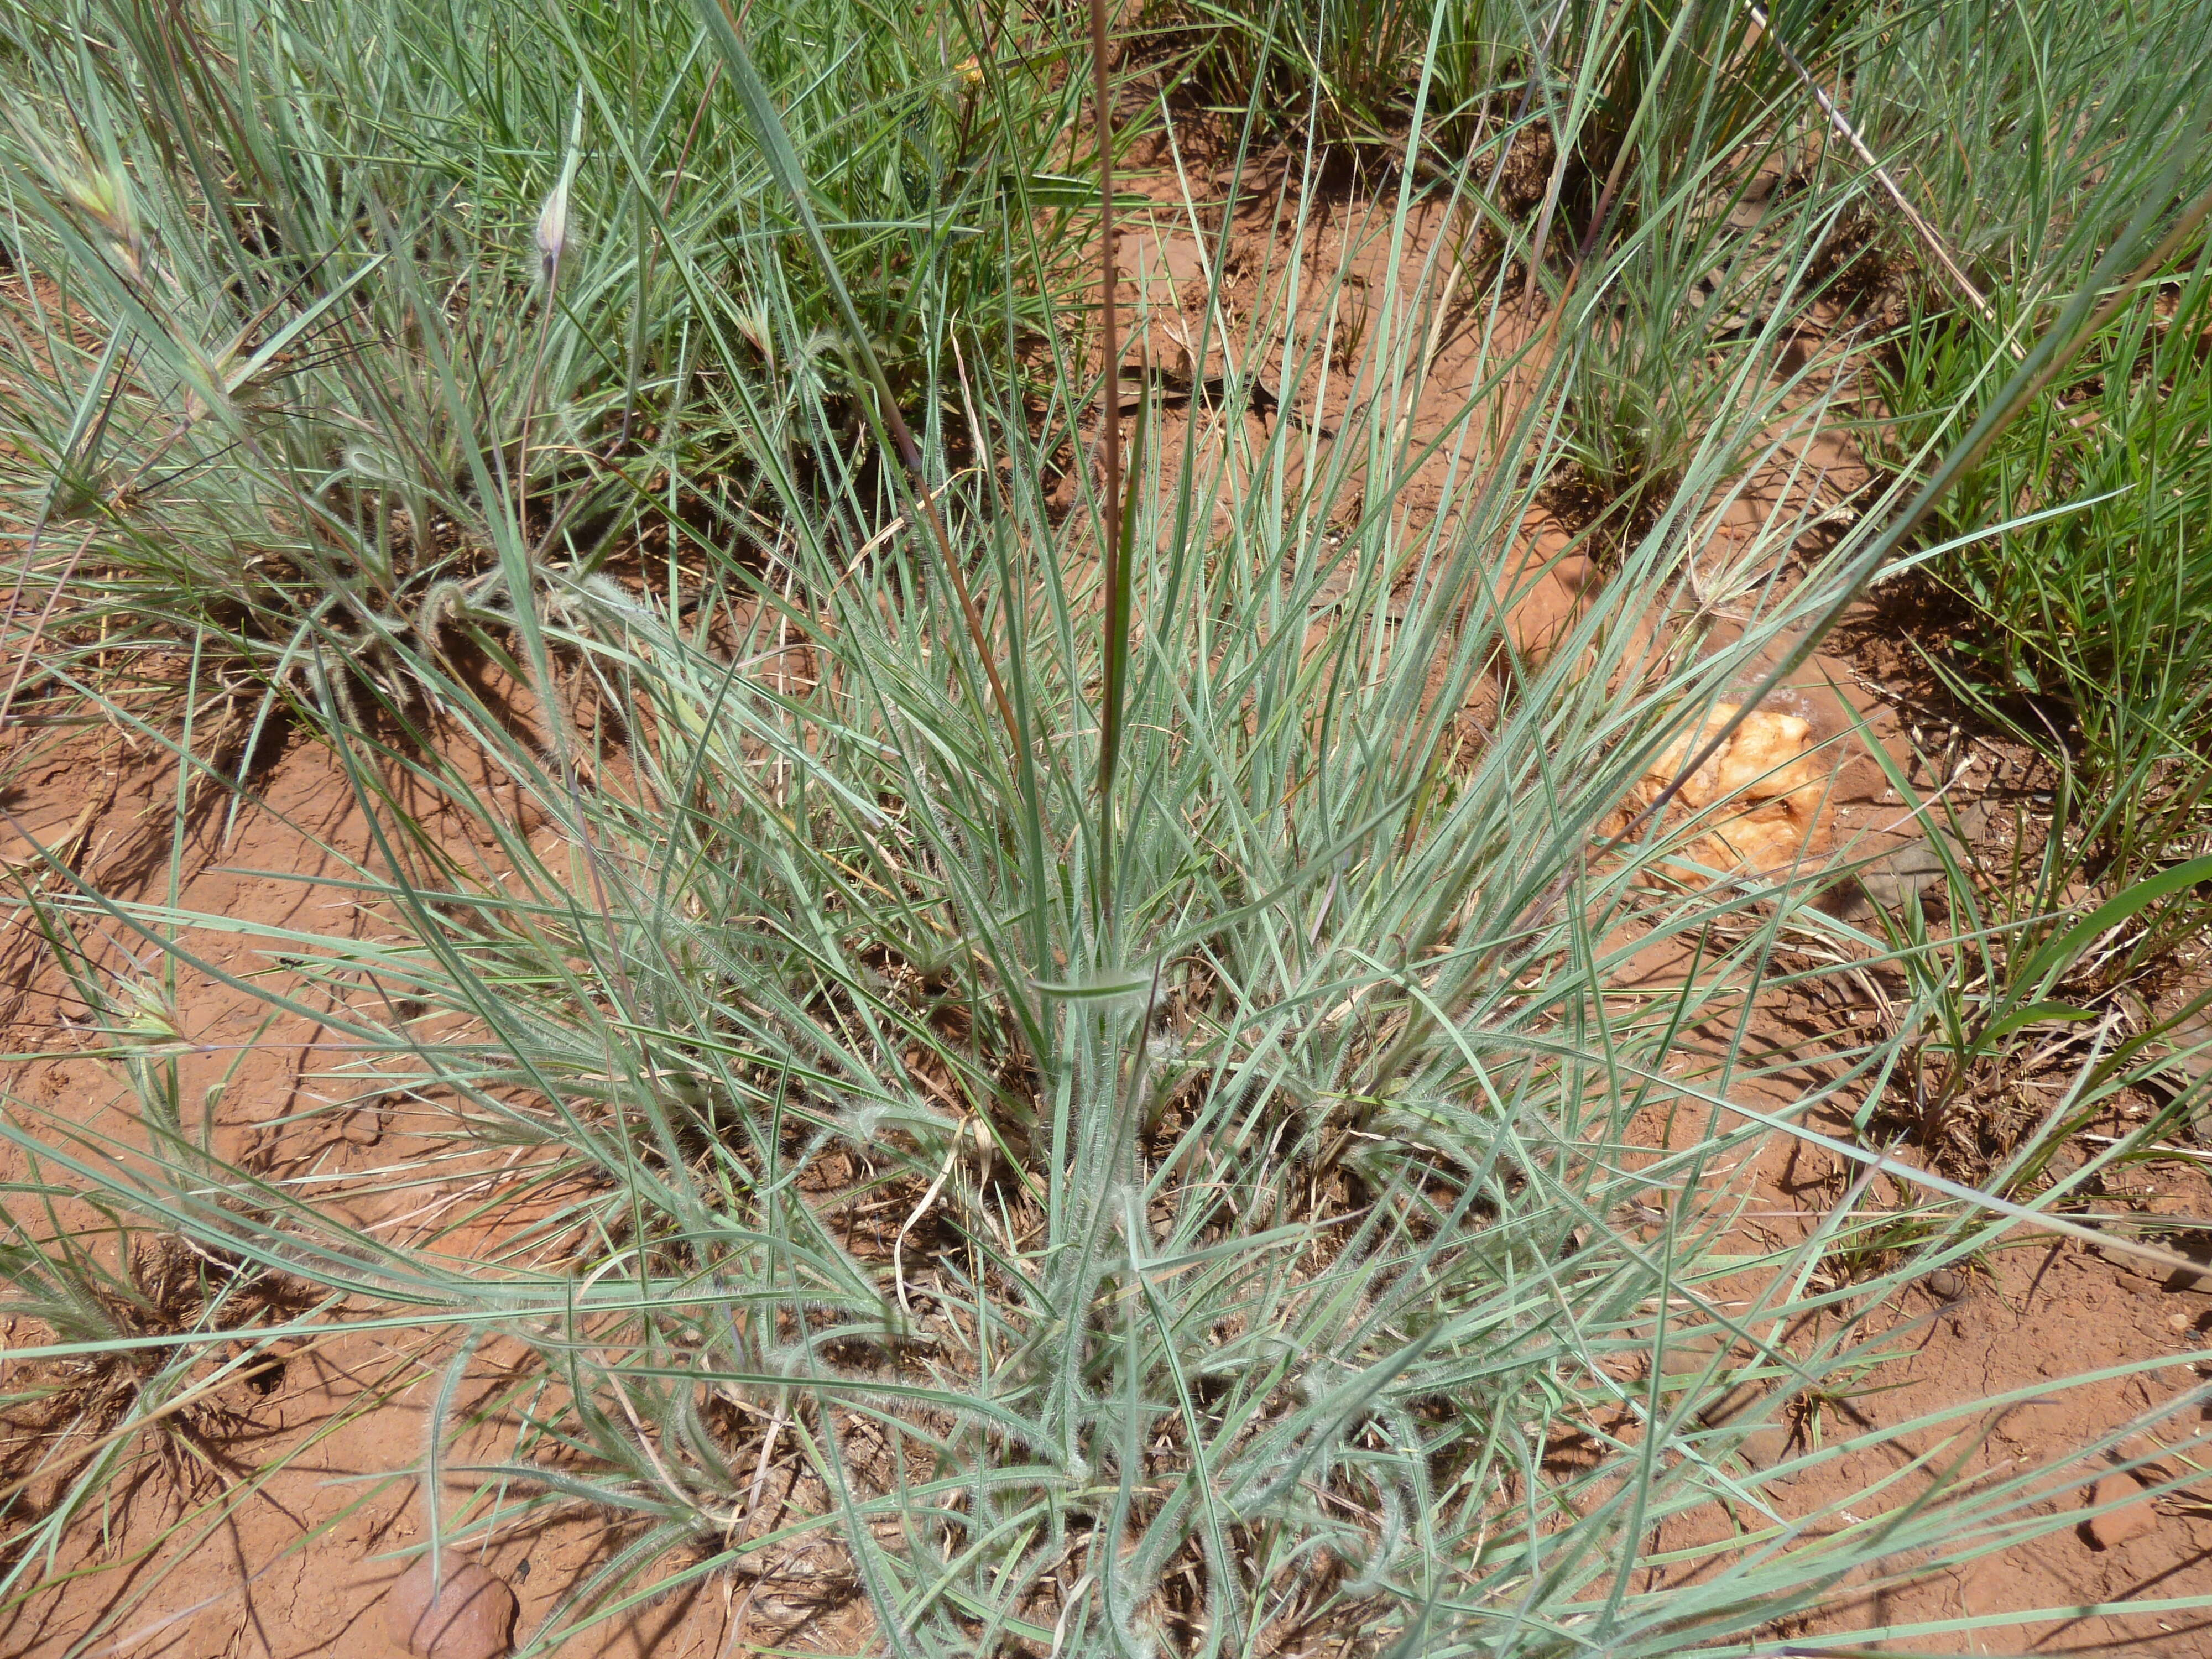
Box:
0;707;889;1657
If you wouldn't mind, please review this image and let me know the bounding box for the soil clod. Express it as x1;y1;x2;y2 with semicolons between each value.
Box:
2084;1474;2160;1549
387;1555;517;1659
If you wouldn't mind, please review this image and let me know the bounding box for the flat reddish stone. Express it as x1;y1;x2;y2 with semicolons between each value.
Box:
2085;1474;2159;1549
386;1554;517;1659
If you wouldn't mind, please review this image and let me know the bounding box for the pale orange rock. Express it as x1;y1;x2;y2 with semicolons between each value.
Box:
1712;717;1821;811
387;1555;517;1659
1634;703;1833;882
1650;705;1817;806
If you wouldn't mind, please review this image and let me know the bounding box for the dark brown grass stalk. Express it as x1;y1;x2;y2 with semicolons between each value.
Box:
1088;0;1129;859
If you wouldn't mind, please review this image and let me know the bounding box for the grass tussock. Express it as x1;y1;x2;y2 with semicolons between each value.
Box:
4;0;2212;1653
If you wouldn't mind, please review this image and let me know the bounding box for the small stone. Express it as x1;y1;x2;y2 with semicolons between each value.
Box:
2112;1434;2172;1477
1736;1421;1794;1471
2094;1232;2212;1293
1856;832;1952;910
2085;1474;2159;1548
1922;1267;1969;1303
387;1554;517;1659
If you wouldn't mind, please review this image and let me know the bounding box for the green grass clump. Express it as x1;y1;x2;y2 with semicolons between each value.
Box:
0;0;1085;722
1845;0;2212;868
7;0;2212;1654
2;266;2137;1650
1874;267;2212;867
1843;0;2212;296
